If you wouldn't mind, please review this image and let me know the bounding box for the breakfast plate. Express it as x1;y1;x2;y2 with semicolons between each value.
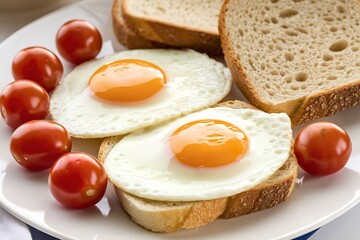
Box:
0;0;360;239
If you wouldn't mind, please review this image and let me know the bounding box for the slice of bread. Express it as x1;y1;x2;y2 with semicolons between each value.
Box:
219;0;360;126
98;100;298;232
112;0;170;49
120;0;223;54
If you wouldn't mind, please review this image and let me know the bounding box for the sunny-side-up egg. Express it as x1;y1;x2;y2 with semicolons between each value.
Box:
104;106;293;201
50;49;231;138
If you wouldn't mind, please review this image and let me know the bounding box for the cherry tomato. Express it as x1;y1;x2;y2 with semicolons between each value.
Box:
10;120;72;171
12;46;63;92
56;19;102;64
49;152;108;209
0;80;50;129
294;122;352;176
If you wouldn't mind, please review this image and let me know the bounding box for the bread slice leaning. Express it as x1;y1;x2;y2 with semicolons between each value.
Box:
121;0;223;54
98;100;298;232
112;0;170;49
219;0;360;126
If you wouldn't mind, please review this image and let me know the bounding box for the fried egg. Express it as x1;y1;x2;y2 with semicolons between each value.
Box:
104;106;292;201
50;49;231;138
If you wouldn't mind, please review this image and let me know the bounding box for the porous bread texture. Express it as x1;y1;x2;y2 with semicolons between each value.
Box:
98;100;298;232
220;0;360;126
121;0;223;54
112;0;170;49
123;0;220;34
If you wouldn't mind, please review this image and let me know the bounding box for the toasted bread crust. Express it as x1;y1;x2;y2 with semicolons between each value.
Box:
112;0;170;49
219;0;360;126
291;82;360;126
99;100;298;232
121;0;222;54
221;150;297;218
98;135;123;164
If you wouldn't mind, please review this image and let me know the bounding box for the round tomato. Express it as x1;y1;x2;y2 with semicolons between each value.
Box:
0;80;50;129
10;120;72;171
294;122;352;176
49;152;108;209
56;19;102;64
12;46;63;92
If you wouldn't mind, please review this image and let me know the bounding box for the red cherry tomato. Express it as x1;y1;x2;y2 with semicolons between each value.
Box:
12;46;63;92
294;122;352;176
49;152;108;209
10;120;72;171
56;19;102;64
0;80;50;129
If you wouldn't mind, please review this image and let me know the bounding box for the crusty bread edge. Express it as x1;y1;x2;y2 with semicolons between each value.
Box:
98;100;298;232
290;83;360;125
121;0;222;54
112;0;170;49
219;0;360;126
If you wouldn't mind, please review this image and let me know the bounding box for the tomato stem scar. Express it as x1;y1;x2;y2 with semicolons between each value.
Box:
1;106;6;117
86;189;96;197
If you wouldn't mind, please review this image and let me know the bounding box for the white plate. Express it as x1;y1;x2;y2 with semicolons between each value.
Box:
0;0;360;239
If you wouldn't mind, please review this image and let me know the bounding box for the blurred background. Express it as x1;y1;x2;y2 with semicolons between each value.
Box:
0;0;80;42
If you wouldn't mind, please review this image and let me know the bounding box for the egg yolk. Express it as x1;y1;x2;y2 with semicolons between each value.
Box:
89;59;166;102
169;119;249;168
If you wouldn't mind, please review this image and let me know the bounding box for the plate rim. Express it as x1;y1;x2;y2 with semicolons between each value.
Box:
0;0;360;239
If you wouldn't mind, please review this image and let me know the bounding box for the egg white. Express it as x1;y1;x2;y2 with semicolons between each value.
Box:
50;49;231;138
104;106;292;201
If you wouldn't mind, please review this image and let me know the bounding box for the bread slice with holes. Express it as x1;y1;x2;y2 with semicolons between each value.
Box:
119;0;223;54
112;0;170;49
98;100;298;232
219;0;360;126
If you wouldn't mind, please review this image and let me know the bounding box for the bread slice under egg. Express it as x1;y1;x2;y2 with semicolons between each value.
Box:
98;100;298;232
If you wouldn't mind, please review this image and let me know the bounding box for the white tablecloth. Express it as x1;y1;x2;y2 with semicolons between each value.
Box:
0;206;31;240
0;1;359;239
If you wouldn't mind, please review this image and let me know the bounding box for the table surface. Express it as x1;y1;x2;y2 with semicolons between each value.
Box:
0;1;359;240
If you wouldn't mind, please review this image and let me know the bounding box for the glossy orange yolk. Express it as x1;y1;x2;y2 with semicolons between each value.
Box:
169;119;249;168
89;59;166;102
